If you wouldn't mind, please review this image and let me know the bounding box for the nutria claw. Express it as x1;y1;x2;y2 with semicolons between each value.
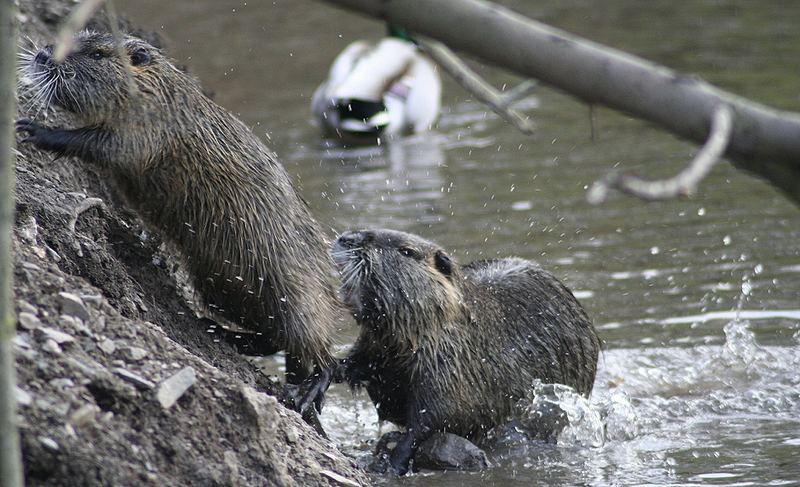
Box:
15;118;48;141
295;366;336;415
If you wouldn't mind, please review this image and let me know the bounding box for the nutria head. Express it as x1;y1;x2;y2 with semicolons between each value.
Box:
22;31;187;124
331;229;465;332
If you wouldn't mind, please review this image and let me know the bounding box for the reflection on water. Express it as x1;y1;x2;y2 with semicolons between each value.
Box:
120;0;800;484
296;132;449;229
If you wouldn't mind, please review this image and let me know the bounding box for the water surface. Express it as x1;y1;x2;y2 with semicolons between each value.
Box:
120;1;800;484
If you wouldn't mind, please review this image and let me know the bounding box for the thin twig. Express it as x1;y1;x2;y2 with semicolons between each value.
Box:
68;197;105;234
53;0;107;63
587;104;734;204
104;0;138;99
53;0;139;105
420;38;537;135
496;79;538;109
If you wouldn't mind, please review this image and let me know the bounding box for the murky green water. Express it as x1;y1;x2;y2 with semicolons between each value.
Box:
120;1;800;484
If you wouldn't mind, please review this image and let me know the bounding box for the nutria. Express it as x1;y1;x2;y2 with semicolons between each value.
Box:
16;31;339;382
317;229;600;474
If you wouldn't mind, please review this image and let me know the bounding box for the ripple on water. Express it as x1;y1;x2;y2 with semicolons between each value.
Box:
319;319;800;485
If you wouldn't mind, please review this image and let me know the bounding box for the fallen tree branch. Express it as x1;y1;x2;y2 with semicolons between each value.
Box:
587;105;733;203
420;38;536;135
67;197;105;234
319;0;800;205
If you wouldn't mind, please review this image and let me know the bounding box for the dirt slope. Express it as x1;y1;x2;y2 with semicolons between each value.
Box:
10;1;366;485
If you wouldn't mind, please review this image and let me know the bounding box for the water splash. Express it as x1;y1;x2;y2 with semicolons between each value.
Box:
513;382;614;448
603;390;639;441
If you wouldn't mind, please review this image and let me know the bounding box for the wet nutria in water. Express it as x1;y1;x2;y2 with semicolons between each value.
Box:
324;229;600;474
16;31;339;382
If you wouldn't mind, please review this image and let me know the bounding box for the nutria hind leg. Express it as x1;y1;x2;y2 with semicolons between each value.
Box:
285;353;313;384
389;421;433;475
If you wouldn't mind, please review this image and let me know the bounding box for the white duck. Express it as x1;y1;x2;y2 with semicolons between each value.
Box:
311;30;441;142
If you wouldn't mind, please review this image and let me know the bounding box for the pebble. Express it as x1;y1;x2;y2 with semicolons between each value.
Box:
57;314;92;337
42;339;62;355
35;326;75;345
113;367;155;390
81;294;103;304
58;314;77;329
39;437;60;452
18;312;42;330
22;261;42;272
15;386;33;407
45;245;61;262
157;366;197;409
49;378;75;389
19;215;38;244
17;300;38;315
98;339;117;355
223;450;240;480
414;432;490;471
69;404;100;427
57;292;91;322
121;346;148;362
94;316;107;332
319;470;361;487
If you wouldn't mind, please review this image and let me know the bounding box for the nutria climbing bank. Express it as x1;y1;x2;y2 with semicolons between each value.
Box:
16;31;340;382
327;229;600;474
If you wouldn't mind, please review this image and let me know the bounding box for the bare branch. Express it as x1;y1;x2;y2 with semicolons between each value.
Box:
496;79;538;109
67;197;105;234
53;0;107;63
319;0;800;204
420;39;536;135
587;105;734;203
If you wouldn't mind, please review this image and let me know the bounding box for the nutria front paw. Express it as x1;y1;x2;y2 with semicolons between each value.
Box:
15;118;51;144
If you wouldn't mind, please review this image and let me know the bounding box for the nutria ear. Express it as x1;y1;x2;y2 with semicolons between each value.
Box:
434;250;453;277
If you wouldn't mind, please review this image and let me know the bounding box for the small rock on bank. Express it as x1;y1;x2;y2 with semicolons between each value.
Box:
157;366;197;409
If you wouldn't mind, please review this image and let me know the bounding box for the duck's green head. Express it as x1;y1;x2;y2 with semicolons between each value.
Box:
387;24;417;44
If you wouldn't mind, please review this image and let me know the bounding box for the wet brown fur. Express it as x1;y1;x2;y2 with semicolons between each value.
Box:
331;229;600;473
18;31;340;377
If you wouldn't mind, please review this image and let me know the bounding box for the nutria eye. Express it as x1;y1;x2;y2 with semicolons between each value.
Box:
434;251;453;277
90;50;104;60
398;247;421;259
130;49;151;67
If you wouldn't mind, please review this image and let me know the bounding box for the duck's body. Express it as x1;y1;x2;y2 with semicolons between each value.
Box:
311;38;441;142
